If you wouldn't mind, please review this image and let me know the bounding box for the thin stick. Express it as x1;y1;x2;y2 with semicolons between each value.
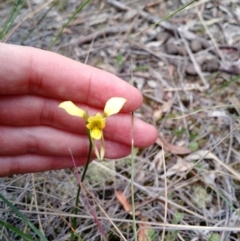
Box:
31;174;45;236
160;142;167;241
130;111;137;240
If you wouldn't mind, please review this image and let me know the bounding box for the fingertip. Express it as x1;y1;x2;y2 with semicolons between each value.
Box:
130;87;143;110
134;122;158;147
89;69;143;112
103;141;131;159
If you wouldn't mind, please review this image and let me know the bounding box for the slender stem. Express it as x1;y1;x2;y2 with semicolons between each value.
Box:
70;129;92;241
130;111;137;240
81;129;93;182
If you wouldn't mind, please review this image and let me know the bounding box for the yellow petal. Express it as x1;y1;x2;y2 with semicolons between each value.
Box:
59;101;85;117
104;97;127;117
91;128;102;140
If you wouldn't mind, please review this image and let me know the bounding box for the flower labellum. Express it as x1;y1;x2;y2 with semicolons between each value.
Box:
86;113;106;140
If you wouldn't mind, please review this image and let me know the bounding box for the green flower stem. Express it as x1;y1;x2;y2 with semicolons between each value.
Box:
81;129;92;181
70;129;92;241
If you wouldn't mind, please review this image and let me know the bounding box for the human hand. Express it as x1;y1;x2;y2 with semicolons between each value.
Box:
0;43;157;176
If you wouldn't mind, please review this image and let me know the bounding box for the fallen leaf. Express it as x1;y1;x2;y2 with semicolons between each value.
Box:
138;222;152;241
163;157;194;177
153;99;173;121
115;191;132;212
156;135;191;155
63;28;73;34
138;215;156;241
116;191;154;241
153;109;163;121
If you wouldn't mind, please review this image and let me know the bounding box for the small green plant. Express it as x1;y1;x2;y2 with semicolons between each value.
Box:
133;65;149;72
166;212;184;241
189;131;198;140
116;53;124;67
188;141;199;151
173;128;186;138
86;161;115;186
208;233;220;241
192;186;212;208
148;229;157;241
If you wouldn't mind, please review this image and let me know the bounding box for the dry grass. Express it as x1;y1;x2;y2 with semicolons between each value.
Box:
1;0;240;240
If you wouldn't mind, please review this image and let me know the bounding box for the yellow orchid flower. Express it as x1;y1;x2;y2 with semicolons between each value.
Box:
59;97;127;160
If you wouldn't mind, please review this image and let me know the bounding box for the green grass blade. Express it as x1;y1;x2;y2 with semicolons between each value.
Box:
133;0;196;37
0;220;35;241
153;0;196;27
0;0;27;40
21;1;57;45
49;0;91;49
0;194;48;241
211;74;240;93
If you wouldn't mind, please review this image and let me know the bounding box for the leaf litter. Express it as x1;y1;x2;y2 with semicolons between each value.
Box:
1;0;240;240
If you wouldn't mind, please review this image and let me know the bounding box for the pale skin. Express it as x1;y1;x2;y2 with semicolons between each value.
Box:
0;43;158;176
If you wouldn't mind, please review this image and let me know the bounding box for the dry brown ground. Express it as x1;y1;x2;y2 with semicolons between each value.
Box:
1;0;240;240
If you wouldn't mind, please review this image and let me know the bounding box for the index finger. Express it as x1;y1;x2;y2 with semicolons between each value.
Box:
0;43;143;111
